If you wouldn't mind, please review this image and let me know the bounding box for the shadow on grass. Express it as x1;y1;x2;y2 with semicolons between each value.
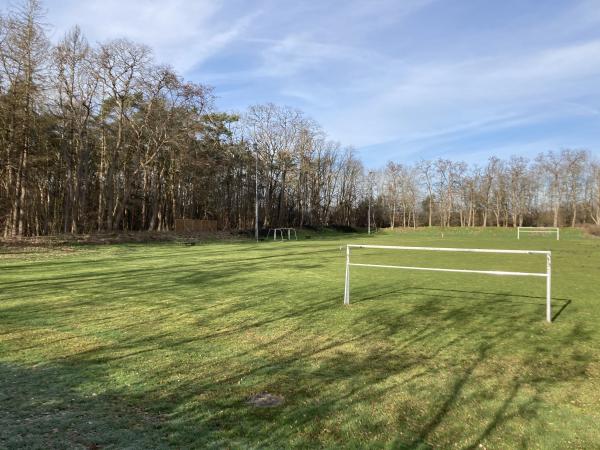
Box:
552;299;572;321
0;362;170;449
0;289;593;448
351;286;572;323
0;244;595;448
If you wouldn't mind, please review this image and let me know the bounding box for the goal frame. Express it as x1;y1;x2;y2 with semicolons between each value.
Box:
343;244;553;322
267;227;298;241
517;226;559;241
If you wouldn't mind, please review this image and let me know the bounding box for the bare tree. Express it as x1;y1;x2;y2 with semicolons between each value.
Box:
536;151;565;227
2;0;599;237
561;149;588;226
0;0;49;236
417;159;435;226
506;156;529;227
589;160;600;225
53;25;98;233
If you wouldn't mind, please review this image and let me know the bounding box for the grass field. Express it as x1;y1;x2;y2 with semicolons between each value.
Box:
1;228;599;449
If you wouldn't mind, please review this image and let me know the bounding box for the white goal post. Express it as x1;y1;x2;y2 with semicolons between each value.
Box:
343;244;553;322
267;227;298;241
517;227;559;240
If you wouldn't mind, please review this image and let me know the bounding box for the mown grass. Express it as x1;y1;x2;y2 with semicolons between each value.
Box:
1;227;599;449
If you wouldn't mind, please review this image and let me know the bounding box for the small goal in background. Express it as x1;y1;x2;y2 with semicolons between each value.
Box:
267;227;298;241
517;227;559;241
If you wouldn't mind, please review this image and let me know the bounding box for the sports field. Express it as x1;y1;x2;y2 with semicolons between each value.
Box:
1;228;599;449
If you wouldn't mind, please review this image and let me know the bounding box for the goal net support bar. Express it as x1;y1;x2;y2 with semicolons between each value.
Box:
517;227;559;240
343;244;553;322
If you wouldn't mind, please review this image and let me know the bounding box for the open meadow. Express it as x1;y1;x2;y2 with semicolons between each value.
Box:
1;228;599;449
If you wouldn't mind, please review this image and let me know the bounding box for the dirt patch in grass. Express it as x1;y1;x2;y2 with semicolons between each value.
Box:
248;392;285;407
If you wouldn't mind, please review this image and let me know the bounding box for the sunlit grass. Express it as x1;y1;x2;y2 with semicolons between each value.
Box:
1;228;599;449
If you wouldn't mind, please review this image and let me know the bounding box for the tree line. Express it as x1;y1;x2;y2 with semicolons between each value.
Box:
370;149;599;229
1;1;599;237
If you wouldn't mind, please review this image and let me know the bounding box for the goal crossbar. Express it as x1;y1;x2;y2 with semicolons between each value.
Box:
517;227;559;240
343;244;552;322
347;244;550;255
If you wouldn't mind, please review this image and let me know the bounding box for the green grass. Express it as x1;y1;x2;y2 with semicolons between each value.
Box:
1;228;599;449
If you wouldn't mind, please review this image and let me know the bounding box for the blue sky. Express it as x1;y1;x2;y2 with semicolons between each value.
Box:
6;0;600;166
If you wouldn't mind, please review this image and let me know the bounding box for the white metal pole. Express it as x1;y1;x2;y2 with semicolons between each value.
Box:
517;228;520;240
557;229;560;241
346;244;551;254
368;197;371;235
254;143;259;243
344;245;350;304
546;253;552;322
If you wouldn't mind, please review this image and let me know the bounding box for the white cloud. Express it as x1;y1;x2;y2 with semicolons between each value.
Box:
44;0;259;74
252;35;370;78
16;0;599;163
318;38;600;148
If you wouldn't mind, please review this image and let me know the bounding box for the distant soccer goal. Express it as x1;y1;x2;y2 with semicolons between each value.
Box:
517;227;559;241
267;227;298;241
343;244;553;322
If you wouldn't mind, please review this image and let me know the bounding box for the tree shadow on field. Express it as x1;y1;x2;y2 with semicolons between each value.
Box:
351;285;573;323
0;362;170;450
0;246;339;300
344;287;591;448
0;245;596;448
0;243;340;274
0;244;341;331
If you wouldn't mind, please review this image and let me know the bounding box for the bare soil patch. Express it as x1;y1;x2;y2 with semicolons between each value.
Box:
248;392;285;408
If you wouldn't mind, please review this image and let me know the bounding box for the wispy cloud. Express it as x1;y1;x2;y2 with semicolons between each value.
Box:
319;38;600;151
12;0;600;165
252;35;363;77
43;0;259;73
